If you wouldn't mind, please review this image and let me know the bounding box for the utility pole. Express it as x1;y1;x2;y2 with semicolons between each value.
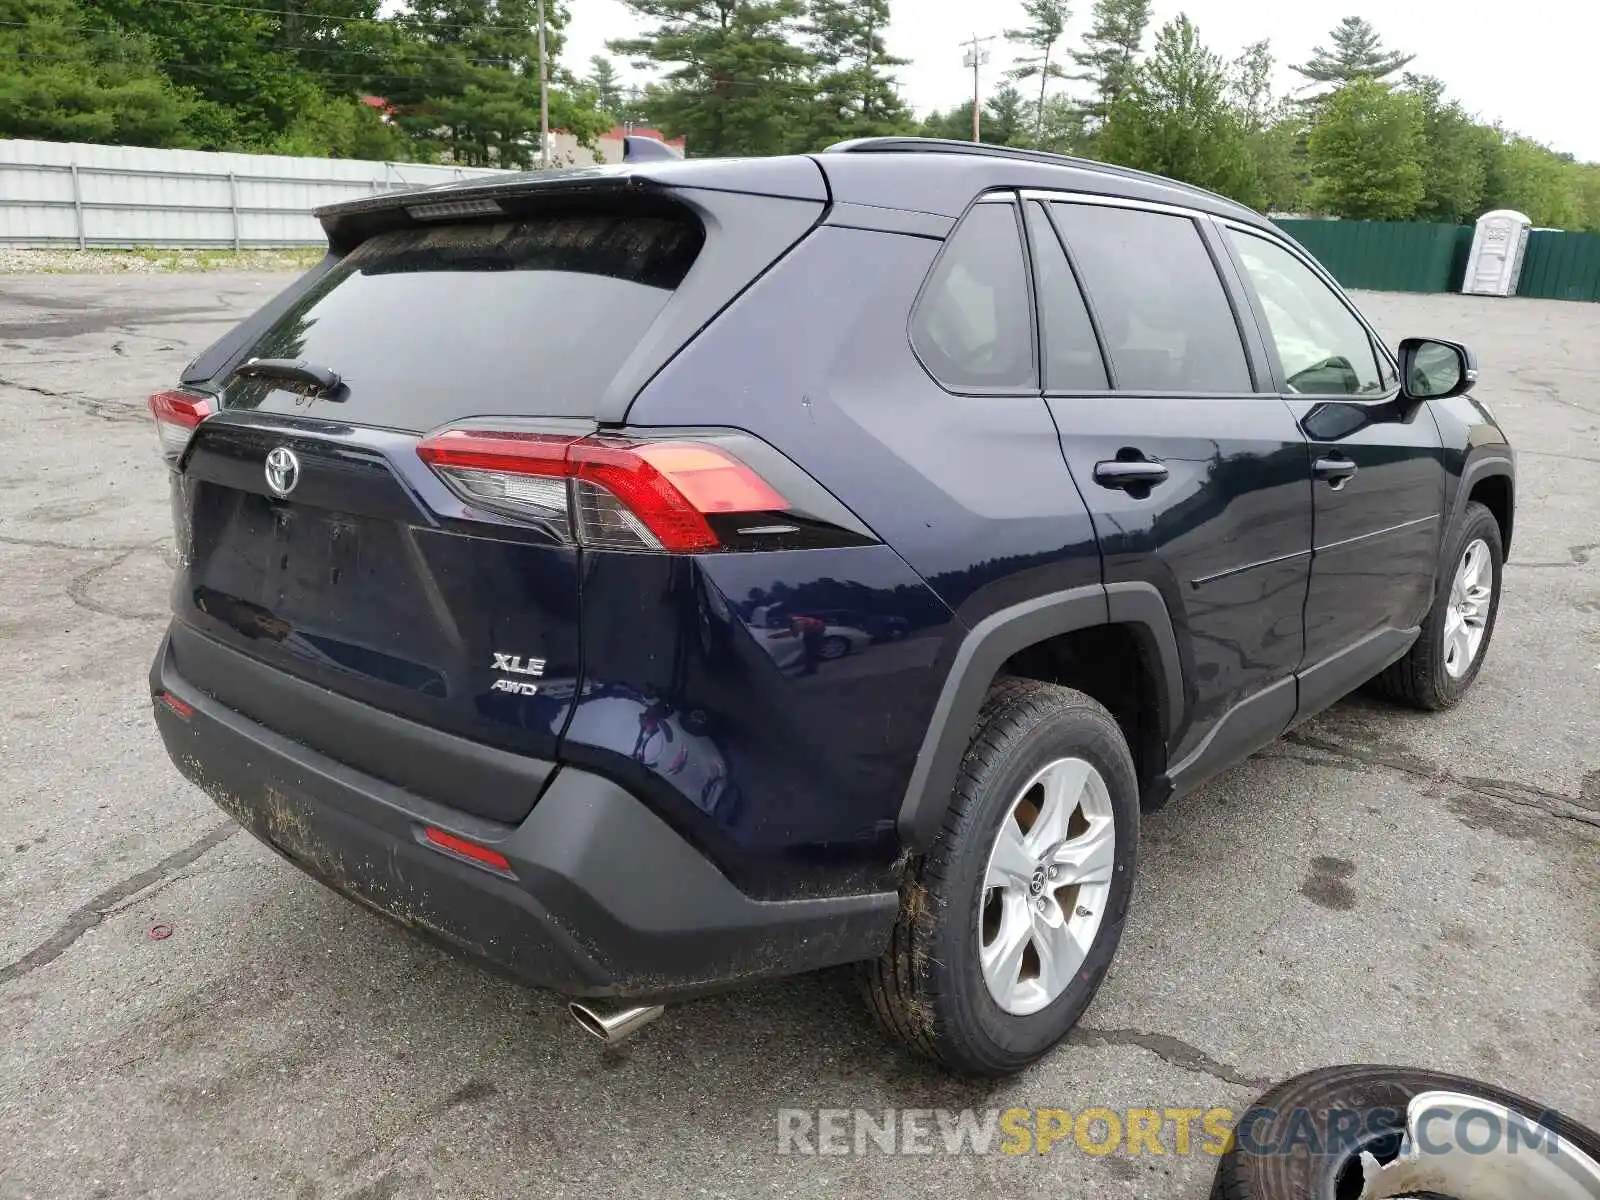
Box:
961;33;995;143
537;0;550;168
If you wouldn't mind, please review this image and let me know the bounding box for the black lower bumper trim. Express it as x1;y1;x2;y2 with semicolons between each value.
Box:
151;635;897;1000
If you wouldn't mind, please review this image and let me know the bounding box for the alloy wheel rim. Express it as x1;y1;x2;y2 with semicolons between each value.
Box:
978;756;1115;1016
1444;538;1492;680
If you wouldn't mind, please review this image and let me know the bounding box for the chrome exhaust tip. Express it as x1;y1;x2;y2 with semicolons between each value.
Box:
569;1001;664;1045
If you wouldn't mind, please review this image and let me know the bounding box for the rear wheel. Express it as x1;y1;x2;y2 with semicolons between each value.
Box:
1374;501;1503;711
819;634;851;661
861;678;1139;1076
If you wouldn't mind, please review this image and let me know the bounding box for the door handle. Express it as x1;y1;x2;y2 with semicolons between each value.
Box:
1093;458;1170;490
1314;456;1359;490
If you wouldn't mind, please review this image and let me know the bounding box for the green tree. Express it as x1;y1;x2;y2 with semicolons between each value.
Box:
916;102;975;141
588;54;627;116
803;0;912;147
1036;93;1088;155
982;83;1030;147
1401;74;1485;223
86;0;380;150
386;0;606;167
1069;0;1151;124
1481;135;1583;228
1005;0;1070;144
1229;39;1275;134
270;93;414;159
0;0;197;146
1228;41;1306;212
1306;76;1425;218
1096;15;1261;206
609;0;814;157
1292;16;1413;92
1569;164;1600;232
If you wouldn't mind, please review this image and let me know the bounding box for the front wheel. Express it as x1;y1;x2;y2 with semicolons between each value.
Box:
861;678;1139;1076
1374;500;1503;710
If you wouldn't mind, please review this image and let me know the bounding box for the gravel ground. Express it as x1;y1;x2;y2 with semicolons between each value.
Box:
0;274;1596;1199
0;247;324;275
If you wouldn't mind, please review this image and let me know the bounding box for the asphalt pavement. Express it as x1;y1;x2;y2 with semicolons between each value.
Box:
0;274;1596;1198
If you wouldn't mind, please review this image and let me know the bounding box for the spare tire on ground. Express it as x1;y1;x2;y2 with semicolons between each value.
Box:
1212;1064;1600;1200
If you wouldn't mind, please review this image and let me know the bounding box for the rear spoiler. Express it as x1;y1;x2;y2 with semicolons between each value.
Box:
315;157;826;254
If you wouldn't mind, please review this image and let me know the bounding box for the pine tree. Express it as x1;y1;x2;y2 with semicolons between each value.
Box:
804;0;912;147
1068;0;1151;123
588;54;626;116
1;0;196;146
387;0;606;167
982;84;1030;147
1292;17;1413;91
1005;0;1070;144
85;0;329;148
609;0;814;157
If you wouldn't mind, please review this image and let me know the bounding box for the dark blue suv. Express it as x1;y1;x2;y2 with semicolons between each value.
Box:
149;138;1514;1075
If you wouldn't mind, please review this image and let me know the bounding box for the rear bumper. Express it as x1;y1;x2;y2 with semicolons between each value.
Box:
150;634;896;1000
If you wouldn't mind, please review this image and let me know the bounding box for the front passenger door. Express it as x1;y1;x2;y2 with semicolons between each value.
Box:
1222;226;1445;709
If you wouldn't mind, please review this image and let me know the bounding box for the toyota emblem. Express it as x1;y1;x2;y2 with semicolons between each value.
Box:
264;446;300;497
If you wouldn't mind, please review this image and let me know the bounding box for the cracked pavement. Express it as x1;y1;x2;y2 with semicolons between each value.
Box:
1;276;1597;1198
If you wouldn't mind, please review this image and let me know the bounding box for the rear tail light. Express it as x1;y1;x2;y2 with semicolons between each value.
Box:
149;389;214;465
421;826;514;875
417;430;790;553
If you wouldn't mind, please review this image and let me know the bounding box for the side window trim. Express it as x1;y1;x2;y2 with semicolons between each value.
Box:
1042;196;1259;397
1021;199;1117;392
1221;221;1400;399
1195;216;1275;395
906;192;1040;397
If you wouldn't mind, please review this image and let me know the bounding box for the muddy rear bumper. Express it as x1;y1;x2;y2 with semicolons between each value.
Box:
150;633;896;1000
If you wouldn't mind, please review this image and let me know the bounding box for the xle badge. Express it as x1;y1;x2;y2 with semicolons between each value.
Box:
490;653;545;696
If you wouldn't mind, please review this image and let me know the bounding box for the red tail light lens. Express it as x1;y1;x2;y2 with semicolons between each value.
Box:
149;389;215;465
416;430;789;553
421;826;514;874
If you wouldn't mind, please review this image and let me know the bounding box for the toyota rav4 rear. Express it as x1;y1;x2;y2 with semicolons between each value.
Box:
149;159;944;1007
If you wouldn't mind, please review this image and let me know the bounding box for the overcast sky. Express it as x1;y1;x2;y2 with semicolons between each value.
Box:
564;0;1594;161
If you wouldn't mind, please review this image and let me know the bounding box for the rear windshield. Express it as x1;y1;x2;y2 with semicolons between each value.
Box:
225;213;703;428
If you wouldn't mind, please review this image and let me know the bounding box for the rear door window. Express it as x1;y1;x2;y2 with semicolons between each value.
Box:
910;202;1036;392
1048;203;1252;393
225;214;704;429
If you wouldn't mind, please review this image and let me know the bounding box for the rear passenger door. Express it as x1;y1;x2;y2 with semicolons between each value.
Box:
1219;225;1445;711
1024;196;1314;787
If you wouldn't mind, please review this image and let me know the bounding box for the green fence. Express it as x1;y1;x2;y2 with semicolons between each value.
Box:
1517;230;1600;301
1272;219;1474;293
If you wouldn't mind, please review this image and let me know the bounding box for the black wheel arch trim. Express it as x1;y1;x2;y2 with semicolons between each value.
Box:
897;582;1184;849
1454;450;1514;557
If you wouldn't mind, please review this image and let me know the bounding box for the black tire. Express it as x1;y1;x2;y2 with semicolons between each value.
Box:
860;678;1139;1076
819;635;851;661
1373;500;1503;711
1213;1064;1600;1200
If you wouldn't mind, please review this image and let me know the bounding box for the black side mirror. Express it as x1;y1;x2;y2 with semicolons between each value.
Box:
1399;337;1477;402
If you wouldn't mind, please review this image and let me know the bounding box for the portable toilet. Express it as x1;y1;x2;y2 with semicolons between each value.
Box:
1462;210;1531;296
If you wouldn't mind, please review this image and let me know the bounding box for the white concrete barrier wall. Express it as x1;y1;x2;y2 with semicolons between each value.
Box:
0;139;510;248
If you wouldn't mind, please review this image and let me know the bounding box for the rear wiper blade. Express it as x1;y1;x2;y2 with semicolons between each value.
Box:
233;357;343;395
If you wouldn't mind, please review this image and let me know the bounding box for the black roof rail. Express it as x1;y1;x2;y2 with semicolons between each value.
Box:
822;136;1244;211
